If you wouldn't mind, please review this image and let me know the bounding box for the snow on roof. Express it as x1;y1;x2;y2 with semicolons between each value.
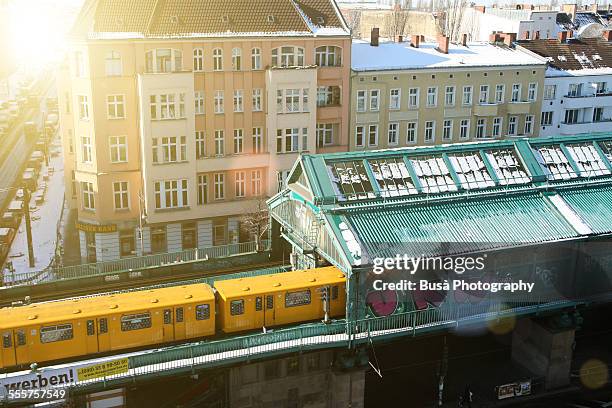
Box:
351;39;545;72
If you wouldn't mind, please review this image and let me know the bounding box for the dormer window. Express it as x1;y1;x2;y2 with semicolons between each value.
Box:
317;16;325;24
170;15;180;24
222;15;229;23
267;14;275;23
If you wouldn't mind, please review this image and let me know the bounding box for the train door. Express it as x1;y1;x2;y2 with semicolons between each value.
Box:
97;318;111;352
174;307;186;341
85;320;98;354
1;330;17;368
13;329;28;365
264;294;276;327
254;296;264;328
162;309;174;342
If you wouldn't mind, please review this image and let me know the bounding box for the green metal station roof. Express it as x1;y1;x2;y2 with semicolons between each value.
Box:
269;134;612;272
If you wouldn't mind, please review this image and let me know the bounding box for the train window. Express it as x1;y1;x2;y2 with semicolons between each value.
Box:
99;318;108;334
285;290;311;308
40;324;74;344
2;333;11;348
230;300;245;316
176;307;184;323
16;331;25;346
121;313;152;331
163;309;172;324
87;320;95;336
332;286;339;300
266;295;274;310
255;297;262;311
196;304;210;320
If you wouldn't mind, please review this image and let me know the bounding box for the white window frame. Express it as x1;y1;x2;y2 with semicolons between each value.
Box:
406;122;417;144
356;90;366;112
528;83;537;101
213;48;223;71
235;171;246;198
196;130;205;158
232;47;242;71
387;122;399;145
81;135;92;163
233;89;244;112
251;48;262;70
460;119;470;139
252;127;263;154
442;119;453;141
524;115;534;134
389;88;401;110
154;179;188;209
355;125;365;147
462;86;472;105
78;95;89;120
479;85;489;104
233;129;244;154
105;51;122;76
508;116;517;135
113;181;129;210
369;89;380;111
195;91;204;114
492;117;503;137
495;84;505;103
424;120;435;142
82;182;95;210
476;118;486;139
214;130;224;156
251;170;262;196
214;173;225;200
315;46;342;67
426;87;437;107
541;111;553;126
109;135;127;163
367;124;378;147
408;87;419;108
252;88;262;111
193;48;204;72
214;90;224;114
543;84;556;100
445;86;455;106
511;84;521;102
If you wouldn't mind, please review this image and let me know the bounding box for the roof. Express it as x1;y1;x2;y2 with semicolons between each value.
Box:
214;266;345;299
269;134;612;273
0;284;215;327
517;38;612;74
71;0;349;40
351;39;545;72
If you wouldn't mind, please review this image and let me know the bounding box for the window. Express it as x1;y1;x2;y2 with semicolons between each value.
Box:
233;90;244;112
214;130;224;155
81;136;92;163
508;116;517;135
479;85;489;104
511;84;521;102
230;300;245;315
121;313;152;331
214;173;225;199
74;51;85;77
543;84;556;100
197;174;208;204
443;120;452;141
192;131;204;158
541;111;553;126
388;122;399;145
445;86;455;106
528;83;537;101
368;124;378;146
252;127;263;153
317;123;334;147
251;170;262;196
40;324;73;343
271;46;304;67
213;48;223;71
251;48;262;70
593;107;604;122
107;95;125;119
426;87;437;107
460;119;470;139
82;182;95;210
407;122;417;144
196;304;210;320
284;128;299;152
408;87;419;108
109;135;127;162
195;91;204;114
476;118;486;139
282;89;300;113
113;181;129;210
232;47;242;70
495;84;505;103
145;48;182;73
152;136;186;163
87;320;95;336
425;121;435;142
235;171;246;197
276;129;283;153
315;46;342;67
213;90;225;114
252;88;262;111
355;125;365;147
568;83;582;97
389;89;401;110
356;90;366;112
462;86;472;105
105;51;122;76
285;290;311;307
317;86;341;107
492;117;503;137
78;95;89;120
369;89;380;111
154;179;188;209
16;331;25;346
233;129;243;154
565;109;579;124
594;81;607;94
193;48;203;71
176;308;184;323
2;333;11;348
524;115;534;134
150;93;185;119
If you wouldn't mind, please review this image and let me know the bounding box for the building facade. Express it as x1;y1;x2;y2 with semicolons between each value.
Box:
349;35;546;151
58;0;351;262
517;35;612;137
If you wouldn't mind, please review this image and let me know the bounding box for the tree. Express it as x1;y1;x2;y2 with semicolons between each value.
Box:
346;9;363;39
435;0;469;42
384;4;410;41
240;198;270;250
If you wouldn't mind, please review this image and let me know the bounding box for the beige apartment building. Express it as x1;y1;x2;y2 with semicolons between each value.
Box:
58;0;351;262
349;33;547;150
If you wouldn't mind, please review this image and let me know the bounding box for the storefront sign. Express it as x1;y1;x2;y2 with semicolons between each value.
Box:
496;379;532;400
76;222;117;233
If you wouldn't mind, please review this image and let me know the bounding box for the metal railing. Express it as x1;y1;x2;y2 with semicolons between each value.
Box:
2;239;270;287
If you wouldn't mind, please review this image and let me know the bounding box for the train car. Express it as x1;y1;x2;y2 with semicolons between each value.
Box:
214;266;346;333
0;284;215;370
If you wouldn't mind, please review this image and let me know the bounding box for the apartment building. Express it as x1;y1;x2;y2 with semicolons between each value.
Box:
517;33;612;137
349;33;546;151
58;0;351;262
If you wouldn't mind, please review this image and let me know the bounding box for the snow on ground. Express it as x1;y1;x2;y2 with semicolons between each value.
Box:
4;137;65;281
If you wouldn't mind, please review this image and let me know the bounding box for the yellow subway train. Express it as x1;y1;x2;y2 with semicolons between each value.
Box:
0;267;346;370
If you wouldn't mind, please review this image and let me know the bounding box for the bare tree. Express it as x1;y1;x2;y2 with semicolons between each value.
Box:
240;198;270;250
345;9;363;39
384;4;410;41
435;0;469;42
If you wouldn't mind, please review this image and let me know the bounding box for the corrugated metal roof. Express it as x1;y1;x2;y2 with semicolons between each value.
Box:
558;185;612;234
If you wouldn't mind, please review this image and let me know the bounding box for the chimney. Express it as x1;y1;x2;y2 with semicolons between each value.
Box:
521;30;530;40
558;30;568;42
461;33;468;46
590;2;598;12
420;35;425;42
604;30;612;41
371;27;379;47
562;3;577;20
398;35;403;43
535;30;540;39
437;34;450;54
568;29;574;39
410;34;420;48
501;32;516;46
474;5;486;13
489;31;500;43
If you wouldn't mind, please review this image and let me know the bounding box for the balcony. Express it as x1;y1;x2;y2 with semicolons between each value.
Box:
473;103;499;116
506;101;532;115
558;119;612;135
564;93;612;109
